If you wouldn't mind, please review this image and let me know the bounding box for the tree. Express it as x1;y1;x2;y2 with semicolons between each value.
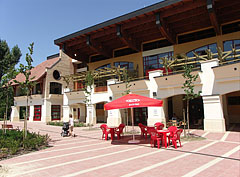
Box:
0;39;21;82
0;39;21;120
14;42;35;139
182;64;201;137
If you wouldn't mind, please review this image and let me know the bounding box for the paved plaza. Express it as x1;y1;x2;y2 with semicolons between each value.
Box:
1;122;239;177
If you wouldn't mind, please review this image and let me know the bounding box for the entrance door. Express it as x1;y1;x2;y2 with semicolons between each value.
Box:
134;107;148;125
20;106;30;120
34;105;41;121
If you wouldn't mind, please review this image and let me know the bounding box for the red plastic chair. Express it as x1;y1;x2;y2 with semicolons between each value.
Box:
114;124;125;139
154;122;164;130
169;129;183;149
149;129;162;149
139;123;148;140
100;124;110;140
167;126;178;146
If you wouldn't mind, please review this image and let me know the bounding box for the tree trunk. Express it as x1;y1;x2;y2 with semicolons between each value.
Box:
183;108;186;137
24;91;29;139
187;99;190;137
4;92;9;134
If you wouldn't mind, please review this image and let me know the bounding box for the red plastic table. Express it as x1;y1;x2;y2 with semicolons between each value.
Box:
157;130;170;148
108;126;117;140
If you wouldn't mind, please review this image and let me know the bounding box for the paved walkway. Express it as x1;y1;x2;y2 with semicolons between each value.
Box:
0;122;239;177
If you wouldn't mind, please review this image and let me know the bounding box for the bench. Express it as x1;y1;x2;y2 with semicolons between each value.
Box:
1;124;19;130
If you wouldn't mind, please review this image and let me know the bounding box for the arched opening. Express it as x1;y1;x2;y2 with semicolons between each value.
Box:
223;91;240;131
167;95;204;129
96;102;107;123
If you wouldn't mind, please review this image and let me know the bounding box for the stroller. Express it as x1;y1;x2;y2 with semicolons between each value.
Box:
61;122;69;137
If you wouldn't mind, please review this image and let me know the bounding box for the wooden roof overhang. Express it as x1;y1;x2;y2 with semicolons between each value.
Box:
54;0;240;63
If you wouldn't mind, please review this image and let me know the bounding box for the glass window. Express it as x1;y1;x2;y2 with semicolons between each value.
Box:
186;43;217;57
223;39;240;61
51;105;61;120
50;82;62;94
95;64;111;71
143;51;173;76
114;62;134;70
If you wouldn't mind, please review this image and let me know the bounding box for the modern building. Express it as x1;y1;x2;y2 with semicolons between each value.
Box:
12;0;240;132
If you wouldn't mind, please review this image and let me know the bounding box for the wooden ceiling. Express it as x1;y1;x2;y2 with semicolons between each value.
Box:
54;0;240;62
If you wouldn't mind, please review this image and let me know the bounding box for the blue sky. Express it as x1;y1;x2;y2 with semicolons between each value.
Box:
0;0;162;66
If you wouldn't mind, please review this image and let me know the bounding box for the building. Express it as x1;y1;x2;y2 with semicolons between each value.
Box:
12;0;240;132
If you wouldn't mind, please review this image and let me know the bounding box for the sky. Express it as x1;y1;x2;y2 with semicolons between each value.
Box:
0;0;162;67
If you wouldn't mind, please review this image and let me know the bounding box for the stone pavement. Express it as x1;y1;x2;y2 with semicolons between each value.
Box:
0;122;239;177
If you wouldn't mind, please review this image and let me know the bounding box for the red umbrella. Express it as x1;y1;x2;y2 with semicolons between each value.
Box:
104;94;163;143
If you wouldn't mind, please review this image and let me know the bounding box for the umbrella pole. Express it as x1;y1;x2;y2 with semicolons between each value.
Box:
131;108;135;141
128;108;140;144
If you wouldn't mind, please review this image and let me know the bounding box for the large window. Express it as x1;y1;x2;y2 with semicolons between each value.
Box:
186;43;218;57
95;64;111;71
50;82;62;94
51;105;61;120
143;51;173;76
114;62;134;70
223;39;240;61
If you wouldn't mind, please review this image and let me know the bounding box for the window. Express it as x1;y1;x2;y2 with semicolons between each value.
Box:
95;64;111;71
114;48;137;57
50;82;62;94
143;39;172;51
34;83;42;94
143;51;173;76
223;39;240;61
53;70;61;80
34;105;41;121
114;62;134;70
178;28;216;44
186;43;218;57
51;105;61;120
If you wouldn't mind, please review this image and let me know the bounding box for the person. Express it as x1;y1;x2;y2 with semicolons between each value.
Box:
69;114;75;137
172;113;178;121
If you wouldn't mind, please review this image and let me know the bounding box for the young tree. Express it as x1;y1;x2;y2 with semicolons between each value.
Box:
14;43;35;139
182;64;201;137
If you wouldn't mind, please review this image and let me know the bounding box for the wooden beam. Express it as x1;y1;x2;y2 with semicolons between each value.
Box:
207;0;220;35
116;25;141;51
86;35;112;58
156;13;176;44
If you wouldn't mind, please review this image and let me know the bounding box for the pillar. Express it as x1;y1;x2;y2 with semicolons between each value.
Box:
29;106;34;122
42;99;51;122
203;95;226;132
10;106;19;122
86;105;96;125
107;109;121;127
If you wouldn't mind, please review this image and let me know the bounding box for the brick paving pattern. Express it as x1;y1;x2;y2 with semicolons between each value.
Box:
0;122;239;177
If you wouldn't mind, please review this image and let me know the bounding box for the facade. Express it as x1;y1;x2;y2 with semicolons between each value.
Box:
11;54;74;122
12;0;240;132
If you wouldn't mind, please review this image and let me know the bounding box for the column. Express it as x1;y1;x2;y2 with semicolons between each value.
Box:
147;106;165;126
42;99;52;122
86;105;96;125
10;106;19;122
29;106;34;122
203;95;226;132
107;109;121;127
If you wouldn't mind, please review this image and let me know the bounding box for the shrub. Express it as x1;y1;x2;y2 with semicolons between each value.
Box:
0;129;50;159
47;121;87;127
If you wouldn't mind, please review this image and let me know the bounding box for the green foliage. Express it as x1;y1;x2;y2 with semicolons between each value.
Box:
122;68;131;95
0;130;49;159
182;64;201;100
0;39;21;82
0;39;21;120
13;42;35;138
83;71;94;106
